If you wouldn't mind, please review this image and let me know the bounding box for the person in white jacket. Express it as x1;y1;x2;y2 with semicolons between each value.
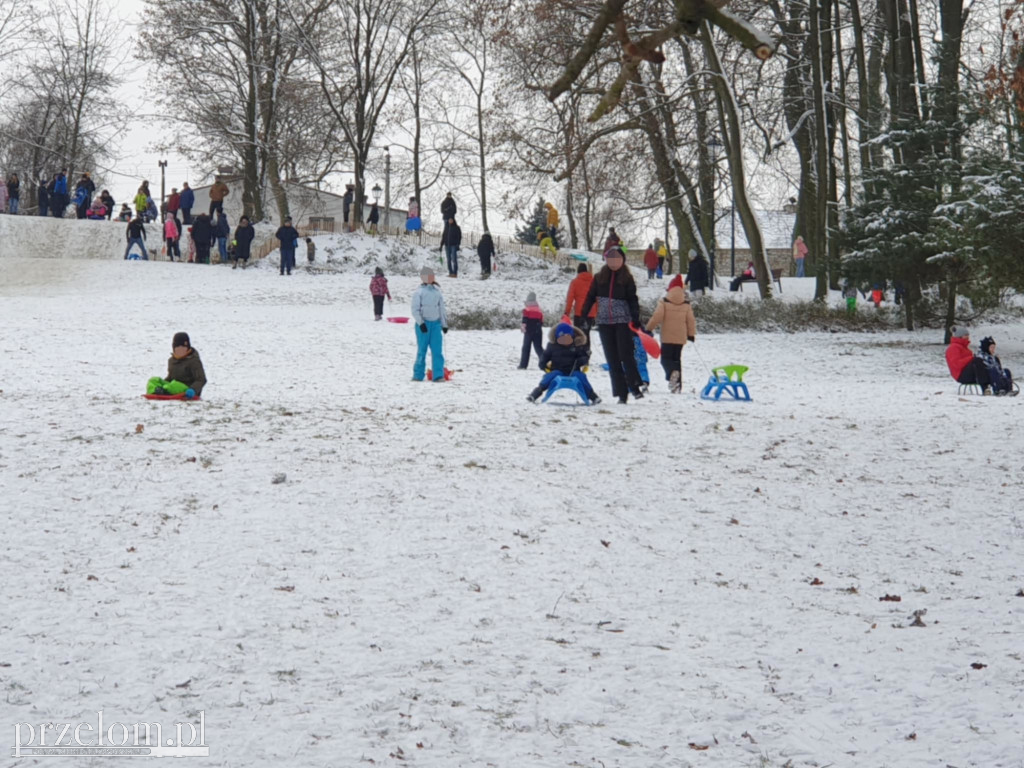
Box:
410;266;448;381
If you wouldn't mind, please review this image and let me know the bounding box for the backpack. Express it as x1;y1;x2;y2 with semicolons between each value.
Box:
73;187;87;207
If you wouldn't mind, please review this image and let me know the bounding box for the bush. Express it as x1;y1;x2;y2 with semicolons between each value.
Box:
680;296;904;333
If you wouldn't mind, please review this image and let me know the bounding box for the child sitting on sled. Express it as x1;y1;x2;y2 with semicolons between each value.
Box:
146;332;207;398
977;336;1017;396
526;321;600;404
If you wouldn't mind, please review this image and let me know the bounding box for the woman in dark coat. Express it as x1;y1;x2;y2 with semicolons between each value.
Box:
232;216;255;268
477;231;495;277
581;245;644;404
684;249;710;296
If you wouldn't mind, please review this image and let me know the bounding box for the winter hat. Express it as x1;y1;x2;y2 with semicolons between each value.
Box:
375;267;384;277
668;274;684;291
420;266;434;281
555;322;574;339
603;246;624;260
577;262;589;274
950;326;970;339
172;332;191;349
526;291;537;304
980;336;995;353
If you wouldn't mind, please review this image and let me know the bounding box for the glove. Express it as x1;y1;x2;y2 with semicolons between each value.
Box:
442;327;448;335
185;388;195;399
419;323;427;333
688;336;695;343
545;364;552;372
582;366;589;373
153;387;167;395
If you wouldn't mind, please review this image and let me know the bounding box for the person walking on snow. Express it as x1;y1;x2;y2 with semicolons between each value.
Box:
410;266;448;382
190;213;215;264
441;217;461;277
164;212;181;261
582;245;644;404
646;274;697;393
643;244;659;278
275;216;299;275
370;267;392;320
684;249;709;297
793;235;808;278
564;263;597;354
519;291;544;369
477;231;495;277
232;216;255;268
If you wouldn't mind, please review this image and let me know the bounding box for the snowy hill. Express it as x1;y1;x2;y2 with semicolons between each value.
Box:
1;241;1022;768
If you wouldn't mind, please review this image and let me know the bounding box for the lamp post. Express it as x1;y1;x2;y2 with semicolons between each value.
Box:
384;146;391;235
372;183;382;202
158;160;167;217
705;137;722;288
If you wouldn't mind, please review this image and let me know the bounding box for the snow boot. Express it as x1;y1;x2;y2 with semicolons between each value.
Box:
669;370;681;393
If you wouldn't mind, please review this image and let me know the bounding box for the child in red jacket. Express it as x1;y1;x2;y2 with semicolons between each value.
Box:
370;267;391;320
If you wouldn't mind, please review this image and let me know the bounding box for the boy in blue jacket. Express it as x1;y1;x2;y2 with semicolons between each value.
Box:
527;322;600;404
411;266;448;382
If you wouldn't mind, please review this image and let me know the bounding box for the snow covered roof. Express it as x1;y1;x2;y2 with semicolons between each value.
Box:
715;209;796;250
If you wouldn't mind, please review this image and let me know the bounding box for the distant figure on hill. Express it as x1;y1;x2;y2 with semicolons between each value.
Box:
208;179;229;217
124;215;149;260
476;231;494;278
179;183;194;224
232;216;254;269
275;216;299;275
441;192;457;222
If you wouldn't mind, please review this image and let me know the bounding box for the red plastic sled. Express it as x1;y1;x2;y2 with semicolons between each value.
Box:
387;316;410;323
426;368;453;381
142;394;201;401
630;323;661;359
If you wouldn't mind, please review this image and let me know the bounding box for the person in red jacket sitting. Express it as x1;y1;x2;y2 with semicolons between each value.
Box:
945;326;993;391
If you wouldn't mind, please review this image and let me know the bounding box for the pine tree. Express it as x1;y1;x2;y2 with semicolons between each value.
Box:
515;198;549;245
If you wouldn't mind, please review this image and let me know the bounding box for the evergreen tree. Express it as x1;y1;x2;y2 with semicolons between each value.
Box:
515;198;549;245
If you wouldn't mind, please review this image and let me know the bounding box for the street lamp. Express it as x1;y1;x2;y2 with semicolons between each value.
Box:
383;146;391;235
372;182;382;202
705;137;723;288
158;160;167;217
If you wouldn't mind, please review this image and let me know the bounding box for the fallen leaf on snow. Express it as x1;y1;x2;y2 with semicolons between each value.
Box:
970;662;987;670
879;594;902;602
906;732;916;740
688;742;709;750
134;424;144;433
810;577;823;586
275;585;295;592
600;540;611;548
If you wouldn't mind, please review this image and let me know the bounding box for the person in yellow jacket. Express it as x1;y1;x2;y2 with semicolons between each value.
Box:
133;187;148;220
544;201;560;247
536;227;557;259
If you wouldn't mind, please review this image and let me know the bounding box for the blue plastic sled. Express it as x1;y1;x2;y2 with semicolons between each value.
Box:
541;375;591;405
405;216;422;232
700;365;752;401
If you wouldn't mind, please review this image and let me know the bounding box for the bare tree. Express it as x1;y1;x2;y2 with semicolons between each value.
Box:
139;0;335;221
302;0;443;227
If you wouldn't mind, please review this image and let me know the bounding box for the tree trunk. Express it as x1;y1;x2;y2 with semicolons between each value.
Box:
702;22;772;298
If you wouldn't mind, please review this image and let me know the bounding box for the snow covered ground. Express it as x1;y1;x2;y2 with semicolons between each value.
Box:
1;232;1023;768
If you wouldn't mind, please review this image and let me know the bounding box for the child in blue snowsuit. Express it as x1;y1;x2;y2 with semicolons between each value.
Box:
632;335;650;391
527;322;600;404
411;266;448;381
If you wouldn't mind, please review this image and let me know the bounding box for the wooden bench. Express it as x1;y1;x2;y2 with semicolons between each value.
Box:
739;268;783;293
